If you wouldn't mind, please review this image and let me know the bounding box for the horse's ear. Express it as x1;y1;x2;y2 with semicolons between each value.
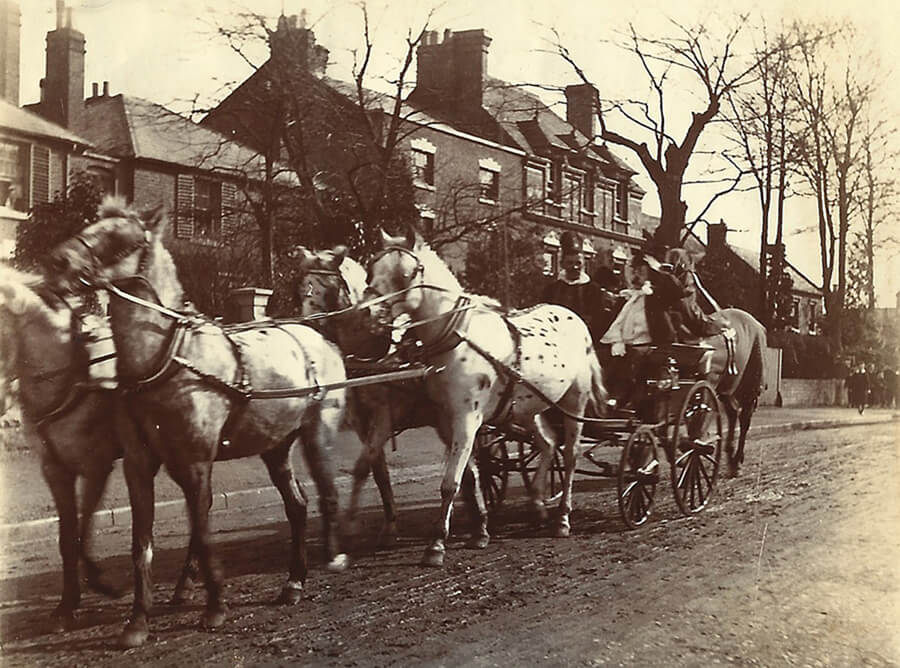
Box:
379;228;406;248
0;283;27;316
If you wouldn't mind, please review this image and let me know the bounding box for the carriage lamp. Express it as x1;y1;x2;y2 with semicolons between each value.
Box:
647;357;679;391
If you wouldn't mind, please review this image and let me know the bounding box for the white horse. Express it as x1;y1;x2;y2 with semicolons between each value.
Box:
365;229;607;566
48;199;349;648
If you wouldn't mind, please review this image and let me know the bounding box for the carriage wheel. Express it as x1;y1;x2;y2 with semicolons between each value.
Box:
517;438;565;505
474;427;510;509
670;380;722;516
617;425;660;529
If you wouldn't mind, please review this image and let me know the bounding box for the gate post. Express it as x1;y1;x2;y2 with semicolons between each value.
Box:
225;287;273;323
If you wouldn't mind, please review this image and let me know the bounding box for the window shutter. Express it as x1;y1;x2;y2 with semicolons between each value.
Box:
31;145;50;205
221;180;237;237
175;174;195;238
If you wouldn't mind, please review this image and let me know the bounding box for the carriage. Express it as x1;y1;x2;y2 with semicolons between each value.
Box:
473;342;722;529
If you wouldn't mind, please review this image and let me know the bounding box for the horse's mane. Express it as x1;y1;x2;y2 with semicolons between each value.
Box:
98;195;134;220
414;242;503;308
0;262;42;291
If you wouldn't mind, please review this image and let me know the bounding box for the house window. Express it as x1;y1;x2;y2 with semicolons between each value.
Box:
0;140;28;211
789;297;800;331
525;164;546;212
615;180;628;220
417;205;436;237
194;178;222;239
87;166;116;197
478;158;501;203
562;172;582;221
807;300;818;334
410;137;436;188
547;162;560;203
542;230;560;276
582;174;594;212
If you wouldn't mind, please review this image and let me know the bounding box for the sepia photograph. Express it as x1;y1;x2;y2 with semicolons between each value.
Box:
0;0;898;664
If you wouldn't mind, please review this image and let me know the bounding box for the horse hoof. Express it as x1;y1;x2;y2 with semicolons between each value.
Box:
119;621;149;649
421;548;445;567
378;532;399;549
168;590;193;606
88;577;126;600
200;608;227;630
326;553;350;572
556;524;571;538
275;585;303;605
529;502;549;526
465;535;490;550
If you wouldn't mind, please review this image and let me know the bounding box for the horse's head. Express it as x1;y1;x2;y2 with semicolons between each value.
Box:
48;196;167;295
0;264;49;415
286;244;361;316
364;226;432;326
663;247;702;282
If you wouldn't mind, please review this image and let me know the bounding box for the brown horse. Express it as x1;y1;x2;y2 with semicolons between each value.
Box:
287;245;456;546
48;199;348;648
664;247;768;475
0;264;128;629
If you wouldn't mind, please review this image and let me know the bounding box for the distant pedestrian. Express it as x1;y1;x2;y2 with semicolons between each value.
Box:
882;368;897;409
846;365;869;414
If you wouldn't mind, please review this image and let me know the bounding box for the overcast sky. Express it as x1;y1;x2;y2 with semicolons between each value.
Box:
16;0;900;306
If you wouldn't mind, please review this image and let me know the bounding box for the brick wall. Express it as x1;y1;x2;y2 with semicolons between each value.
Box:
132;167;175;211
778;378;846;407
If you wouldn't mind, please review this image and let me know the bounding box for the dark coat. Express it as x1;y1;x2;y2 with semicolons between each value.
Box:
645;266;722;344
541;278;612;344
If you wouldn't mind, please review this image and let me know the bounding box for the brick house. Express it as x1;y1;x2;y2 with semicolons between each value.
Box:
203;17;653;302
689;221;824;334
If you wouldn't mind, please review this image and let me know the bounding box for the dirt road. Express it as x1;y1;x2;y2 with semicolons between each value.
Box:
1;421;898;667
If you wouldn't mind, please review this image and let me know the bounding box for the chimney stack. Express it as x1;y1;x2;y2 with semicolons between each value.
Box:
707;220;727;250
39;1;85;128
565;83;597;140
414;28;492;116
102;80;108;96
0;0;20;105
91;81;97;97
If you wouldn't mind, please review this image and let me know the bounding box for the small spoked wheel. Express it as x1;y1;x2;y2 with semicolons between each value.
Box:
518;439;564;505
474;427;510;509
670;380;722;516
617;425;660;529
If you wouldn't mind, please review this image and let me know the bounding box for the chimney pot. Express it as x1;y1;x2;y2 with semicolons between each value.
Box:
443;29;452;42
92;82;98;97
56;1;64;29
102;81;109;96
66;7;73;28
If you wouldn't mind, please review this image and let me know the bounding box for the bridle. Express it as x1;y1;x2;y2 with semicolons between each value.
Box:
365;246;425;304
303;268;354;314
70;214;153;289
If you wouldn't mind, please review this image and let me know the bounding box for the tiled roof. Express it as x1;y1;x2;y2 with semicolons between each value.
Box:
79;94;278;179
0;98;91;147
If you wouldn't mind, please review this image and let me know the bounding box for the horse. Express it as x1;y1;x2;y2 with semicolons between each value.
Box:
288;245;442;546
364;229;607;566
602;247;767;475
47;198;349;648
0;264;128;629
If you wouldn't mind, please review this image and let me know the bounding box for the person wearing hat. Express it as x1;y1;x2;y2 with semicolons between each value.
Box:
541;231;609;345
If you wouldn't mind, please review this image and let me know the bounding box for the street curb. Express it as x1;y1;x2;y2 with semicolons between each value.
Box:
1;416;896;546
0;462;446;547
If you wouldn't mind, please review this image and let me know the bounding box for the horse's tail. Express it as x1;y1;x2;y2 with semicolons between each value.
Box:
735;324;765;409
588;347;608;416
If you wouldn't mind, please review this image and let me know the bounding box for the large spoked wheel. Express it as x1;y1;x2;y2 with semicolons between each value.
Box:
517;439;565;505
670;380;722;516
474;427;510;509
617;425;660;529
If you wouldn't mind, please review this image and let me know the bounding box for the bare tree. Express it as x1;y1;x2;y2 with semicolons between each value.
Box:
553;17;775;248
790;26;879;351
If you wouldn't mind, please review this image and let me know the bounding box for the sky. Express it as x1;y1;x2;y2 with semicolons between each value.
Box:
15;0;900;306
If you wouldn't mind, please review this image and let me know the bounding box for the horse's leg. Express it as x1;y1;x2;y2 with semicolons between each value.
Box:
460;456;489;549
260;440;310;604
119;444;160;648
79;467;124;599
556;403;587;538
349;407;398;547
529;415;556;524
721;397;739;478
177;460;227;631
735;399;755;471
40;456;80;630
299;417;349;572
422;411;481;567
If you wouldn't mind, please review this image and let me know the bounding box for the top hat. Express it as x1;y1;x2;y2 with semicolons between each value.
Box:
560;231;581;256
